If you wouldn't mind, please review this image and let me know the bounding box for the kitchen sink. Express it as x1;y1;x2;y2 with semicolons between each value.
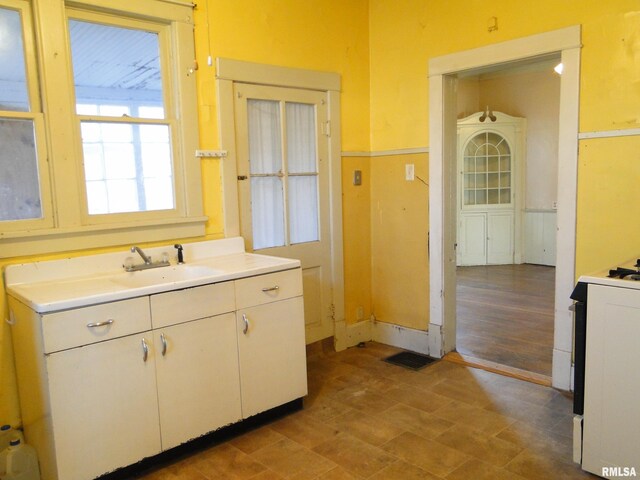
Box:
110;264;223;288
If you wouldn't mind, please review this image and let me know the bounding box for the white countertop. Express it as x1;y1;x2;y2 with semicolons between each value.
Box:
578;257;640;291
5;237;300;313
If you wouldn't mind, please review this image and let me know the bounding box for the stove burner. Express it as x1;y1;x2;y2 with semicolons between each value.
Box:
608;267;639;278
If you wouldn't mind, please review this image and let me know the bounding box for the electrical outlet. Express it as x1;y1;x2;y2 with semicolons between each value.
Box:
405;164;415;181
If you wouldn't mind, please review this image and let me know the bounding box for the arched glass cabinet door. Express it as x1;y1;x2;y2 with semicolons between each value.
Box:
462;131;511;207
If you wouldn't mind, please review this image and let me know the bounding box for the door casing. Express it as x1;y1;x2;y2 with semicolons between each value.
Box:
428;26;581;390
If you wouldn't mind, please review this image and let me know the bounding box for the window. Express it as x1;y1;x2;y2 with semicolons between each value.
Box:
0;1;50;227
462;131;512;206
0;0;202;257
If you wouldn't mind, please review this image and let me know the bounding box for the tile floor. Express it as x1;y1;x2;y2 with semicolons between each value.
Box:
137;342;597;480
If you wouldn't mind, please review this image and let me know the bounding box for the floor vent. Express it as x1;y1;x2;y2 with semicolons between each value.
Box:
383;351;438;370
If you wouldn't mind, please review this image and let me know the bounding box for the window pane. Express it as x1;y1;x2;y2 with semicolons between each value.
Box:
0;7;29;112
289;176;319;244
69;19;164;118
81;122;174;215
0;118;42;221
286;103;316;173
250;177;285;250
248;99;282;174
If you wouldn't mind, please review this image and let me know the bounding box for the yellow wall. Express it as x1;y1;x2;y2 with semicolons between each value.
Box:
370;153;429;330
342;157;372;324
367;0;640;332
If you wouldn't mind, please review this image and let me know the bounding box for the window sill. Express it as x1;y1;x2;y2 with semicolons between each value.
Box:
0;216;207;259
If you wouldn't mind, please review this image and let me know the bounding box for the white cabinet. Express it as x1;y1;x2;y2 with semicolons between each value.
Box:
9;267;306;480
458;211;514;265
46;332;161;480
237;298;307;417
456;112;524;267
150;282;241;449
235;270;308;418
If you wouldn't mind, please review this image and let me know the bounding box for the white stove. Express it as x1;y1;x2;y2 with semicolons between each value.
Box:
578;258;640;290
572;260;640;479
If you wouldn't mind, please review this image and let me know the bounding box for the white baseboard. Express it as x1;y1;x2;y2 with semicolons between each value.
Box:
345;318;430;355
334;319;348;351
428;324;443;358
552;348;572;390
372;321;430;355
345;319;373;347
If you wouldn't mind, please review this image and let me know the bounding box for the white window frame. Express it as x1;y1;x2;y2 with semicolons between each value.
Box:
1;0;204;258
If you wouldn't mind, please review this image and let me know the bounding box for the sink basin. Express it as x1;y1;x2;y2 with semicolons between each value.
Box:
110;264;223;288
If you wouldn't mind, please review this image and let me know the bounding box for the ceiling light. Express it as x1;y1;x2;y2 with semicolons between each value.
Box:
554;63;564;75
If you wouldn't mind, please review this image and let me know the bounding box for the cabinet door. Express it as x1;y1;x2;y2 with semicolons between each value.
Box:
458;213;487;266
46;332;161;480
237;297;307;418
487;212;514;264
154;313;242;450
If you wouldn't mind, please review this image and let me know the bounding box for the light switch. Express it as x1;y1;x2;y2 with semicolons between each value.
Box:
405;164;415;181
353;170;362;186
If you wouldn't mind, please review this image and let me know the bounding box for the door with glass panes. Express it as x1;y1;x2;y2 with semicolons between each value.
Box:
234;83;332;344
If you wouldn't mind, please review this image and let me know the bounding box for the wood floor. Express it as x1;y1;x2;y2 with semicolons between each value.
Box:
135;341;595;480
456;264;555;377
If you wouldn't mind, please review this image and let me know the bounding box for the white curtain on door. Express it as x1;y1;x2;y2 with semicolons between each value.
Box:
247;99;319;250
286;102;319;244
248;99;285;250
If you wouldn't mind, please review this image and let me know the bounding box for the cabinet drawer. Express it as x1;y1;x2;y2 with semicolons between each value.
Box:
42;297;151;353
151;281;235;329
235;269;302;309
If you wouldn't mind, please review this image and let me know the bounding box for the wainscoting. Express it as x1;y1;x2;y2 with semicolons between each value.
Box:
524;210;556;266
456;264;555;377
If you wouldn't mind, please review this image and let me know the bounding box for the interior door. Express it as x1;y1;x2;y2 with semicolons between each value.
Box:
234;83;333;344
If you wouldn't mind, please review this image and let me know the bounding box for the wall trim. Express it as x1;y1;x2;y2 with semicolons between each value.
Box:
217;58;341;92
342;147;430;157
578;128;640;140
344;318;431;356
429;25;581;76
372;321;430;355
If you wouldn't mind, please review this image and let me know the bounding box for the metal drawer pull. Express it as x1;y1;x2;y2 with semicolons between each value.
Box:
142;338;149;362
160;333;167;356
87;319;114;328
242;313;250;335
261;285;280;292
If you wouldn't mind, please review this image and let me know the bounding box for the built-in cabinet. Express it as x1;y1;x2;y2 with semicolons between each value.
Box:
457;112;525;266
8;267;306;480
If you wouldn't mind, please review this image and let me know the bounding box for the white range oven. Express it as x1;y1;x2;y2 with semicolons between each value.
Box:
571;260;640;479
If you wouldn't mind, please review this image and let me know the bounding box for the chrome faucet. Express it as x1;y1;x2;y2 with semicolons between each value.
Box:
124;246;170;272
131;246;152;265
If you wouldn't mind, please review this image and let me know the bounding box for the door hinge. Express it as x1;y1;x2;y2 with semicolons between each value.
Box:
329;303;335;321
322;120;331;137
237;175;248;181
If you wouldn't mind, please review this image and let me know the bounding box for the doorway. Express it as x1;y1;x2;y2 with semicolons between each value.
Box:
428;26;581;390
454;61;560;378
